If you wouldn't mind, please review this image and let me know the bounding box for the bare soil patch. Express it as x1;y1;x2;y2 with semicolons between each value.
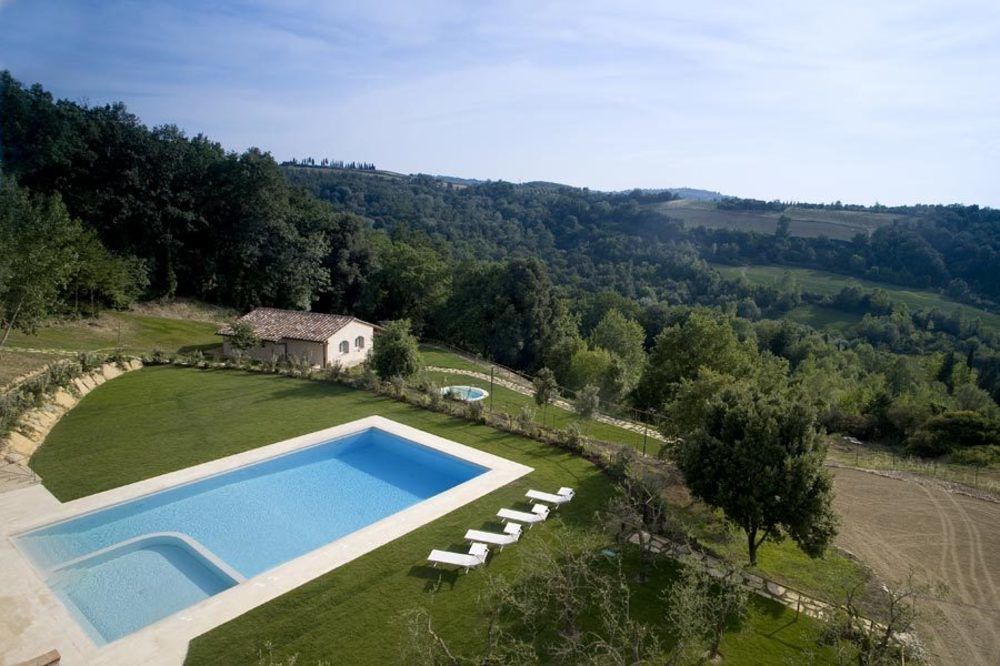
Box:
832;467;1000;665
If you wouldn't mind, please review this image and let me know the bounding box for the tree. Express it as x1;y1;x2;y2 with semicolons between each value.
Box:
603;452;672;583
370;319;422;379
675;384;838;566
0;179;79;351
573;384;600;427
634;310;757;412
227;321;260;353
360;235;450;335
401;533;665;664
822;572;927;665
665;567;749;663
437;258;577;372
565;347;612;391
589;308;646;388
532;367;559;427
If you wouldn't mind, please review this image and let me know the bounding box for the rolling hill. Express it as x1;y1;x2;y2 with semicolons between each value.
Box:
648;199;905;240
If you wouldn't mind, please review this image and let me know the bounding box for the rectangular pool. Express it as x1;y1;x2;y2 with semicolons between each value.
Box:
16;426;487;644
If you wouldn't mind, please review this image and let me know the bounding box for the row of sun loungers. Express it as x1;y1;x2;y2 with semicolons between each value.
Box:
427;487;574;572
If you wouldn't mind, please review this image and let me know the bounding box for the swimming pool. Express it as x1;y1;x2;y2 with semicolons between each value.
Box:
16;426;488;645
441;385;489;402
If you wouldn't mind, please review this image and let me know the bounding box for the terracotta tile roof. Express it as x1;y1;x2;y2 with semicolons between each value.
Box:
217;307;366;343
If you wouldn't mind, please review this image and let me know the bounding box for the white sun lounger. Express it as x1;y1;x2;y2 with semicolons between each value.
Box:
497;503;550;527
464;522;522;550
427;542;490;572
525;487;575;506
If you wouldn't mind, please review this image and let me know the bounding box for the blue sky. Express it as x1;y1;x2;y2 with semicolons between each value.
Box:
1;0;998;205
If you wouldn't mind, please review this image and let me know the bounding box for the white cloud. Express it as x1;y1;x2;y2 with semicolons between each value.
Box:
2;0;998;205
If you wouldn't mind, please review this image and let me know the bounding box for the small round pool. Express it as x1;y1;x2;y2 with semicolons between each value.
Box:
440;385;489;402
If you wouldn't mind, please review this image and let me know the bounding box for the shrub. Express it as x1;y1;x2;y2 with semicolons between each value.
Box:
949;445;1000;467
320;361;344;381
370;319;422;380
465;400;485;422
388;375;406;399
906;411;1000;458
427;386;444;410
561;422;587;454
516;405;537;436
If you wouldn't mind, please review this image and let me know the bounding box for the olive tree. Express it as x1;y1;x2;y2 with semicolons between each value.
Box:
532;366;559;426
573;384;600;427
665;567;749;663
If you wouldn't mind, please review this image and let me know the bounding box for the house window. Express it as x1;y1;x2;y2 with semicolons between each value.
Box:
355;335;365;349
339;340;349;354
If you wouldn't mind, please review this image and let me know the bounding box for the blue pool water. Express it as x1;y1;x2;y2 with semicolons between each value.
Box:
17;427;485;644
442;385;488;402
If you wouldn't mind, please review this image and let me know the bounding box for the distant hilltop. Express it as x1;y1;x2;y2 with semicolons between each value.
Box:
662;187;727;201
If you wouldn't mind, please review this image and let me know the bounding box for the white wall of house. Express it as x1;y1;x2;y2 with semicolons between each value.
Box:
325;320;373;368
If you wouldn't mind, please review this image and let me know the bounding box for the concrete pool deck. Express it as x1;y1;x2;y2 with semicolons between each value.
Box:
0;416;533;665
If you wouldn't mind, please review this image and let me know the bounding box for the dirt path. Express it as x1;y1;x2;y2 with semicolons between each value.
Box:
832;467;1000;665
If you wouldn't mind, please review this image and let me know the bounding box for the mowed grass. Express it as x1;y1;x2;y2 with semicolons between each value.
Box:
648;199;899;241
33;366;835;665
714;264;1000;330
5;311;221;354
418;344;491;373
422;369;655;454
419;345;657;452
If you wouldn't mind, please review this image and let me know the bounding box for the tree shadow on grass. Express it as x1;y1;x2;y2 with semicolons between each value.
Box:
407;565;468;592
408;538;498;592
177;343;221;354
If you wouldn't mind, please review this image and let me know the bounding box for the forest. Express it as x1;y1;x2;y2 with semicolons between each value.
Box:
2;71;999;464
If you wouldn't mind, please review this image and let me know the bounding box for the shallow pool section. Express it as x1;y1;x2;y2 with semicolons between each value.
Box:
16;427;486;644
441;385;489;402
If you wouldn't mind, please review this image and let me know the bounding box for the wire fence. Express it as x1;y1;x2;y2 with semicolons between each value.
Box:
833;443;1000;497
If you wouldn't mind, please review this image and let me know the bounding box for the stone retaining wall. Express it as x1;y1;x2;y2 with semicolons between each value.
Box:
0;359;143;474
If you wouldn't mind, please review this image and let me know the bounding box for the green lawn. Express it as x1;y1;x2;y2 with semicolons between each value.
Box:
423;369;655;454
5;311;221;354
419;344;491;373
714;263;1000;330
33;366;834;664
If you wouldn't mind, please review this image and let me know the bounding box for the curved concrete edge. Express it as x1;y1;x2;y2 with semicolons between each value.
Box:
46;531;246;585
0;416;534;665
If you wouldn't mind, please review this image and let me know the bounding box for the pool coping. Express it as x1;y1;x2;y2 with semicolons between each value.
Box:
0;415;534;665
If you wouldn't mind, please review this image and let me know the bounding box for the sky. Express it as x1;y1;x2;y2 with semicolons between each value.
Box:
1;0;998;206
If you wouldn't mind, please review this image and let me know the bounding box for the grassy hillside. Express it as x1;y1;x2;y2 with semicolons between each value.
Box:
4;312;221;354
0;304;226;385
715;264;1000;330
649;199;902;240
